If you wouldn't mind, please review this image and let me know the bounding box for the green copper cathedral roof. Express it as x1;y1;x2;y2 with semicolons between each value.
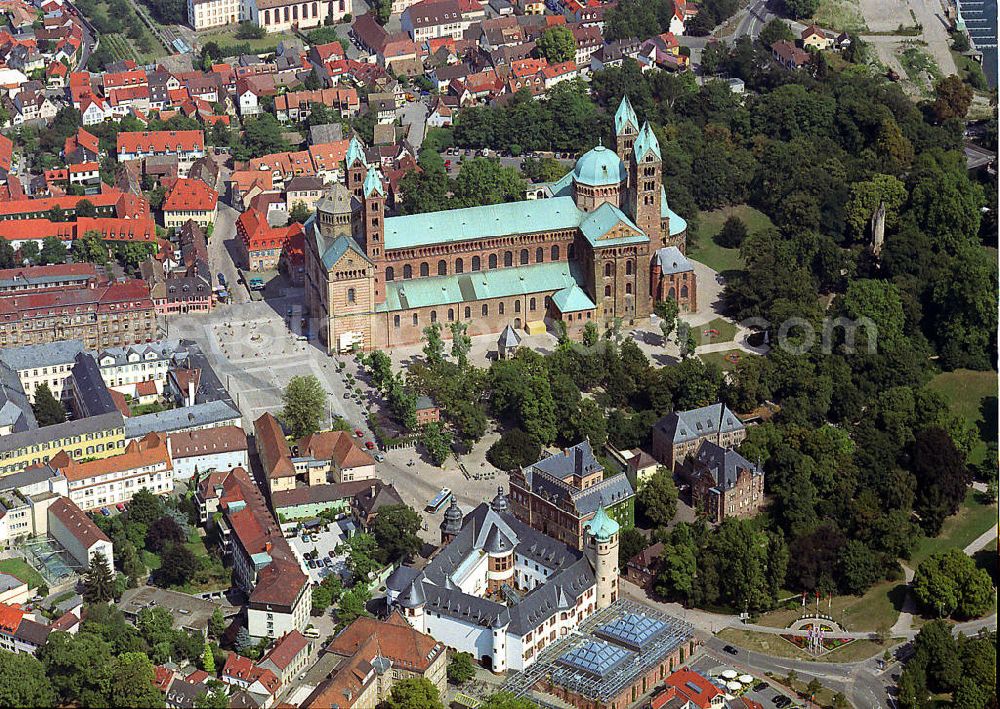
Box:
573;144;627;187
614;95;638;136
633;122;661;162
585;506;620;541
346;136;367;168
363;167;385;197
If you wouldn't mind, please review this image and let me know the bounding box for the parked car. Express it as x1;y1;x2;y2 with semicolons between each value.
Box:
354;429;363;437
365;441;375;450
303;627;320;639
307;559;316;569
249;277;265;291
374;452;385;462
753;682;769;692
100;507;111;516
217;273;226;287
115;503;125;512
723;645;739;655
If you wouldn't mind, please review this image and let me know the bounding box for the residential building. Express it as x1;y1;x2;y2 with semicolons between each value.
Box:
49;432;174;511
305;98;690;353
285;176;325;213
188;0;243;29
0;340;84;403
237;208;303;271
196;466;311;639
0;264;100;297
680;441;764;523
0;600;81;656
274;88;360;122
47;496;115;567
116;130;206;175
167;425;249;480
509;441;635;551
386;491;621;672
771;40;811;69
401;0;472;41
0;411;126;477
256;630;310;685
650;403;746;471
270;478;399;522
303;615;447;707
605;445;660;491
92;341;176;397
163;178;219;229
0;279;157;351
652;668;725;709
801;24;833;50
414;395;440;426
298;429;377;483
624;541;663;591
124;400;242;441
0;465;70;548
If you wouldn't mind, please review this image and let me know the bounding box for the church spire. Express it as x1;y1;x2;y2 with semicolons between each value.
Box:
614;95;639;137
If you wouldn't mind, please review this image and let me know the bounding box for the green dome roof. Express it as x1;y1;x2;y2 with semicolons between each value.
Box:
573;145;627;187
585;506;620;540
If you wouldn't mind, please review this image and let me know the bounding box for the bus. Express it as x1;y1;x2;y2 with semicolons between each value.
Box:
426;488;452;513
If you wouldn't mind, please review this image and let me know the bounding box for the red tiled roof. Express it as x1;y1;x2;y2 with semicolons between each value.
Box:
254;412;294;478
308;141;350;172
0;602;24;635
0;134;12;173
47;497;112;550
260;631;308;671
117;130;205;155
162;178;218;213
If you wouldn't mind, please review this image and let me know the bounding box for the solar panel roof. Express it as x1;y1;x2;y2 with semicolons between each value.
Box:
556;640;634;678
595;613;668;651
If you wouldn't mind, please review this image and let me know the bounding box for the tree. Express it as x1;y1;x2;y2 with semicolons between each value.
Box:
0;239;15;268
127;489;164;527
281;375;326;439
583;321;599;347
202;644;216;673
931;75;973;123
371;504;423;563
0;652;55;707
288;201;313;224
303;67;322;90
31;382;66;426
74;230;108;265
421;422;452;466
146;514;186;553
806;677;823;699
159;543;200;587
638;466;679;526
312;573;344;612
208;608;225;639
759;18;794;46
447;652;476;685
83;551;116;603
449;321;471;367
74;199;96;218
386;677;444;709
108;652;165;708
844;174;907;241
486;428;540;470
336;585;372;625
908;427;969;535
422;323;445;365
47;205;67;222
782;0;819;19
234;627;253;654
38;236;67;265
38;631;114;705
451;159;526;207
18;239;39;264
343;533;381;581
537;26;576;63
195;688;230;709
913;549;995;619
716;215;748;248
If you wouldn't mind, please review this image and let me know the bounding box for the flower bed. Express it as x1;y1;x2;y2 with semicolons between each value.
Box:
780;633;855;653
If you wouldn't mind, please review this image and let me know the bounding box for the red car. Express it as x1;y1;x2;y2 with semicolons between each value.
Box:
115;503;125;512
354;429;363;437
365;441;375;450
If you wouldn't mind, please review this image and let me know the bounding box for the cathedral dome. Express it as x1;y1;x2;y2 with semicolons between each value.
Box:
573;144;627;187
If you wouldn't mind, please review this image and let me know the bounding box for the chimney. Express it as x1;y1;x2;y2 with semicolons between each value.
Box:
574;447;583;476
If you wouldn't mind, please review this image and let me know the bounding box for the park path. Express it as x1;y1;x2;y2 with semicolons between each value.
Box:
963;524;997;554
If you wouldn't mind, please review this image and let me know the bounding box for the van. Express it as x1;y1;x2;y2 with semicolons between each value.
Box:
303;627;320;639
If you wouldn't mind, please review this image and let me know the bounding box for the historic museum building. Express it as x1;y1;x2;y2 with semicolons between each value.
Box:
304;96;694;353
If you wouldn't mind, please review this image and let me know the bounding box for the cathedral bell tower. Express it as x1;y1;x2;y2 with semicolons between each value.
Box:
345;136;368;200
361;167;387;305
628;122;663;245
614;95;639;164
584;506;620;610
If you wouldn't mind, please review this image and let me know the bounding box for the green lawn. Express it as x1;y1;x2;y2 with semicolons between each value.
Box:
696;317;738;346
689;205;773;274
910;489;998;566
0;558;45;589
699;349;749;372
756;580;905;633
196;26;297;54
717;628;890;663
928;369;997;465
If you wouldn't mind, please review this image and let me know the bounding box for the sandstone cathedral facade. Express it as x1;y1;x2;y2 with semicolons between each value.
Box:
304;96;696;353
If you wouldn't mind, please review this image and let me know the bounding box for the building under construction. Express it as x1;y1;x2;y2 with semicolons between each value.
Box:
498;599;699;709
